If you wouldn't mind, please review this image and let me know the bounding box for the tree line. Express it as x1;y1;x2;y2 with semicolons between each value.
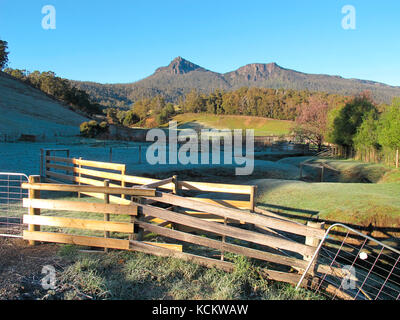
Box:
97;87;348;129
294;90;400;167
103;95;176;128
179;88;348;121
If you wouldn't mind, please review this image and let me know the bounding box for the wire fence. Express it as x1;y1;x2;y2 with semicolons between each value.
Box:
297;223;400;300
0;173;29;238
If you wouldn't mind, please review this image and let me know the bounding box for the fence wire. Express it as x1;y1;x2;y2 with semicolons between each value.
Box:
0;173;29;238
297;223;400;300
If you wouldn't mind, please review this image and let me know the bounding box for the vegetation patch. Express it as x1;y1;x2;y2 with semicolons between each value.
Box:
173;113;294;136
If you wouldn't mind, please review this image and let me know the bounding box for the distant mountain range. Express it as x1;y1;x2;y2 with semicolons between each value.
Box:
71;57;400;108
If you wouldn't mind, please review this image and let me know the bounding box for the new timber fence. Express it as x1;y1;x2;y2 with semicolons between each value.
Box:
16;155;398;299
42;155;257;213
21;155;337;294
21;176;330;287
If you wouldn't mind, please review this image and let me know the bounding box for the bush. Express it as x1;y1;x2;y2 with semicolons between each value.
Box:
80;120;109;138
122;110;140;127
155;103;176;125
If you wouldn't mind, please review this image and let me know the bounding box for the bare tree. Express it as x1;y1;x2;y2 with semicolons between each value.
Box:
294;96;329;151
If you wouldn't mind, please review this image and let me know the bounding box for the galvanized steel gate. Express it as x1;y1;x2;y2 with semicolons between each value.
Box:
297;223;400;300
0;173;29;237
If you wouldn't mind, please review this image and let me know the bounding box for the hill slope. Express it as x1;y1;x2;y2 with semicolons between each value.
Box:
71;57;400;106
0;72;89;141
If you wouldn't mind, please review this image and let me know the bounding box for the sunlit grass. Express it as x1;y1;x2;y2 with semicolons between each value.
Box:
172;113;294;136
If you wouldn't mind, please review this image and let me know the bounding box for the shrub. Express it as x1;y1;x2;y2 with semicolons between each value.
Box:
122;110;140;127
80;120;109;138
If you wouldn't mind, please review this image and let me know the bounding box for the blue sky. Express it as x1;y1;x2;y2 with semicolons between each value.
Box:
0;0;399;85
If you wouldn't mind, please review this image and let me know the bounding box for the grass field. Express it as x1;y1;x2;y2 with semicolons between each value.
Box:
253;159;400;237
172;113;294;136
255;179;400;226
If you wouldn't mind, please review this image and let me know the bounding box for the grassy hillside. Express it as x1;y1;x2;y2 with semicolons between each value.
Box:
173;113;293;136
0;72;89;140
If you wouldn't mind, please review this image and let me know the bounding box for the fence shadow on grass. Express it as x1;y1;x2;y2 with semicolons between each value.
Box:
257;202;400;249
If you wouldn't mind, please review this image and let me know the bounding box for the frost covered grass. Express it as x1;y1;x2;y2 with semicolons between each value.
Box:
0;138;303;181
55;247;322;300
0;139;148;175
0;72;88;138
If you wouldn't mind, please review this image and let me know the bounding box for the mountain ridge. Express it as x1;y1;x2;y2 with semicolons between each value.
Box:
70;57;400;108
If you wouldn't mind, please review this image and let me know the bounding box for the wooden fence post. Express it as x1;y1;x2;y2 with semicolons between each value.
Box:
121;166;126;199
28;175;41;246
40;149;44;178
396;149;399;169
250;186;257;213
44;150;50;181
78;157;82;198
304;221;325;261
221;217;227;261
134;208;144;241
104;180;110;252
320;165;324;182
171;175;179;230
65;150;70;175
172;175;179;194
299;164;303;180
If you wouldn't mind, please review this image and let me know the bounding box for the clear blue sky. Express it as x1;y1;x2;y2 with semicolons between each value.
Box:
1;0;399;85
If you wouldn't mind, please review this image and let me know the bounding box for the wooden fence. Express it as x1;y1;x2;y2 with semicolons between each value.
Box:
42;155;257;222
17;156;361;297
21;178;352;297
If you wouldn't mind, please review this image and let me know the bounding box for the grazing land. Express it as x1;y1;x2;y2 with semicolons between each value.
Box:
0;72;88;140
172;113;294;136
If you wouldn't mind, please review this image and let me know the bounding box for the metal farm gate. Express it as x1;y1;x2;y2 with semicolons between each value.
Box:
0;173;29;237
296;223;400;300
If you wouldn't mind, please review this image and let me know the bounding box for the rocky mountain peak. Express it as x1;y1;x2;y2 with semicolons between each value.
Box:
155;57;206;75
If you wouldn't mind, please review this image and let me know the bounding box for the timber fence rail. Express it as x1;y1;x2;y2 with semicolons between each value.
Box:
43;155;257;214
22;176;346;295
33;154;389;298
